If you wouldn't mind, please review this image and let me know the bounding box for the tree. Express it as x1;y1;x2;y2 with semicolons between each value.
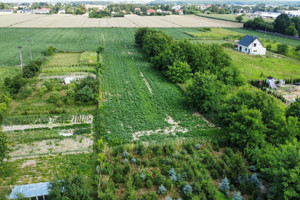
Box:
165;61;192;83
219;177;230;193
142;31;173;57
135;28;149;47
286;98;300;121
285;25;298;36
236;15;243;23
48;175;92;200
232;191;242;200
229;106;266;149
186;71;227;113
274;14;291;34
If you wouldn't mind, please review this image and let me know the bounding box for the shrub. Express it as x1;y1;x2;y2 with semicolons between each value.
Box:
76;85;95;102
43;46;56;56
48;91;60;104
250;174;261;188
19;85;33;99
157;185;166;195
122;151;129;158
169;168;176;176
165;61;192;83
296;45;300;51
249;166;256;172
131;157;136;163
232;191;242;200
123;159;129;164
219;177;230;193
154;174;164;186
39;85;48;96
166;196;172;200
133;173;143;189
170;174;177;182
195;143;201;150
236;15;243;22
277;44;288;54
146;179;153;188
183;184;193;195
266;44;272;51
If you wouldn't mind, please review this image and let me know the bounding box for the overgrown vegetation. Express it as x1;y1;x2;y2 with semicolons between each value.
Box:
136;28;300;200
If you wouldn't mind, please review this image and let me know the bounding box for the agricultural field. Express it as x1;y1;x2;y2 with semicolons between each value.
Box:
0;14;242;28
0;48;100;198
197;13;274;23
0;27;299;199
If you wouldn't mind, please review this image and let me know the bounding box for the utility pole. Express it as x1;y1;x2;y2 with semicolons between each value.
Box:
28;39;32;60
18;46;23;71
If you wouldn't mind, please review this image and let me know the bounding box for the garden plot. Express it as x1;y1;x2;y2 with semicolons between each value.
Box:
8;136;93;159
2;114;93;132
0;153;94;198
276;84;300;103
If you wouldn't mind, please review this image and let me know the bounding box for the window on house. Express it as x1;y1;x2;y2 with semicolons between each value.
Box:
245;48;247;51
254;43;257;47
254;50;257;52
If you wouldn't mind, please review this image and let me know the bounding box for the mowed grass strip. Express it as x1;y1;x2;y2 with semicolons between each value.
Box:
100;28;211;144
44;53;80;67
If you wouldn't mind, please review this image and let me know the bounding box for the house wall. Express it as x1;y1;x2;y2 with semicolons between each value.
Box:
248;39;266;55
238;39;266;55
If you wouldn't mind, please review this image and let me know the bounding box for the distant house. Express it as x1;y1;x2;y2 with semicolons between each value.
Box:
147;9;156;15
58;9;65;14
9;182;50;199
172;5;181;11
134;8;141;13
0;9;13;14
237;35;266;55
177;9;183;15
254;11;281;19
33;8;50;14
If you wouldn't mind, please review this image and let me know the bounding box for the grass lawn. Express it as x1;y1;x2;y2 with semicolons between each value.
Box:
187;28;243;40
44;53;80;67
226;48;300;80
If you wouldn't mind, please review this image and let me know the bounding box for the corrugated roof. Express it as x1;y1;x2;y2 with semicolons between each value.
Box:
238;35;258;47
9;182;50;199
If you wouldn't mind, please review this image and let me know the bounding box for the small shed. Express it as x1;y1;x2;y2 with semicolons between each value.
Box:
238;35;266;55
9;182;50;200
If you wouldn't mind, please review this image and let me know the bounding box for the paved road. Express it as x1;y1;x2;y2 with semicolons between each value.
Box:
0;14;243;28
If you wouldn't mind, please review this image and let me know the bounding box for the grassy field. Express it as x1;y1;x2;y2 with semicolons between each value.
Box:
228;28;300;47
197;13;274;23
186;28;300;80
227;49;300;80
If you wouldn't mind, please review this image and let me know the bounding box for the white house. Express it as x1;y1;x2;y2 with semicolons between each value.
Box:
237;35;266;55
58;9;65;14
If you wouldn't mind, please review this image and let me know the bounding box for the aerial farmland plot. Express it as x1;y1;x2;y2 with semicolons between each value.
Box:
0;48;100;198
0;14;242;28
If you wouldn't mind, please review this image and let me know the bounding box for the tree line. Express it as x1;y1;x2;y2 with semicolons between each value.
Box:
244;14;300;37
135;28;300;200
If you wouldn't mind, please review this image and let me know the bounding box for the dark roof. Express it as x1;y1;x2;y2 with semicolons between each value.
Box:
238;35;261;47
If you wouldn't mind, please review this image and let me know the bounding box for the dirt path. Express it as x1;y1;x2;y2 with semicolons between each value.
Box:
132;115;188;141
